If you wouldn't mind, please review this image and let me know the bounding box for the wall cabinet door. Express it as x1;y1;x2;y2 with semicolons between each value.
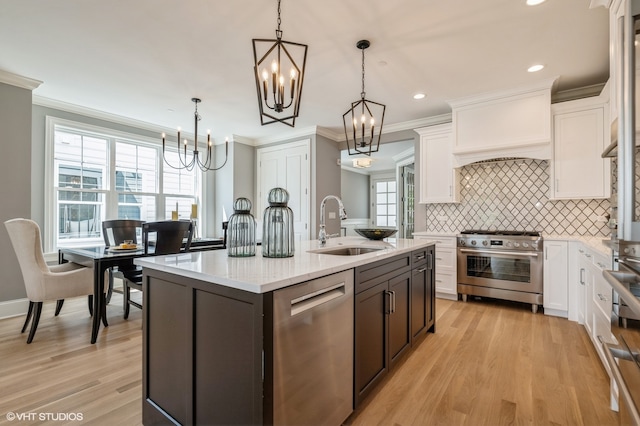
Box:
551;100;609;200
416;124;460;204
543;240;568;316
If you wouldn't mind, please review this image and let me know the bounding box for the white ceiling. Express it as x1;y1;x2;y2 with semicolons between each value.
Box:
0;0;609;146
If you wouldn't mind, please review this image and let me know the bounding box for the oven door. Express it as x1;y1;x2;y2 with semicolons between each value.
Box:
457;248;542;293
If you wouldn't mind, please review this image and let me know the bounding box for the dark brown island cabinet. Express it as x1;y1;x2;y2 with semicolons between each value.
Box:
354;246;435;407
141;245;435;425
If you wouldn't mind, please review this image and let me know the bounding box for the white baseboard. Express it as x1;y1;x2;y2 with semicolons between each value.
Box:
543;308;568;318
436;292;459;301
0;298;29;320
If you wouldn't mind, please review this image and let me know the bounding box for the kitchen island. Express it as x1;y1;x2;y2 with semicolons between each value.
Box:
135;236;435;425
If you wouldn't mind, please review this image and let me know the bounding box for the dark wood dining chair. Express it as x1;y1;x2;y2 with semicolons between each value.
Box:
101;219;145;303
122;220;193;319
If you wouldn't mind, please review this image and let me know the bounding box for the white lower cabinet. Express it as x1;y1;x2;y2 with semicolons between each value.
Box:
543;240;569;317
573;242;614;371
414;234;457;300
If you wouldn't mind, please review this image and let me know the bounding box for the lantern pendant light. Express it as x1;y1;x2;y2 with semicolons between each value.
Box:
252;0;308;127
343;40;386;156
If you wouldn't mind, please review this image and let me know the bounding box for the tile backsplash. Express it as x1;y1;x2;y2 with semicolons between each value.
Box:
424;158;611;236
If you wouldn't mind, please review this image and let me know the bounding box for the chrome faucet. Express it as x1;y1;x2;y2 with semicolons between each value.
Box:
318;195;348;245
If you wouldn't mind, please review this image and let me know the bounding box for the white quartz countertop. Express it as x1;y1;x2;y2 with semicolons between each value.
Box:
134;236;435;294
543;234;612;259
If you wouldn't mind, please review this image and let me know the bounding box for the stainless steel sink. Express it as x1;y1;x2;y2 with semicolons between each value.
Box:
308;246;384;256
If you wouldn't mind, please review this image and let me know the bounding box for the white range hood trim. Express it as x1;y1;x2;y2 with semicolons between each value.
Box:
449;77;557;167
452;143;551;168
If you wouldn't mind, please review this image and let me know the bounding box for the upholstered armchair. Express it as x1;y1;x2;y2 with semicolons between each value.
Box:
4;218;95;343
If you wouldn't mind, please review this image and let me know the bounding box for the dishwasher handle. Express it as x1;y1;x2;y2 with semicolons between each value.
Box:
290;282;346;316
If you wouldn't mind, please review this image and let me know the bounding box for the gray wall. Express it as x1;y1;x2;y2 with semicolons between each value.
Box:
210;140;256;239
1;82;33;301
340;169;369;218
314;134;342;235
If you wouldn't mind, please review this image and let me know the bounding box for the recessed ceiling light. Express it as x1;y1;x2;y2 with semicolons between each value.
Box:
526;0;546;5
413;93;426;100
527;64;544;73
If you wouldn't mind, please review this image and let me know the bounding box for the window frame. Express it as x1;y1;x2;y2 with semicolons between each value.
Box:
44;116;202;252
370;174;398;228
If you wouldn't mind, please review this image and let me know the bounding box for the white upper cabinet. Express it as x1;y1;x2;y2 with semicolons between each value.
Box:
448;78;556;166
550;96;610;200
416;123;460;204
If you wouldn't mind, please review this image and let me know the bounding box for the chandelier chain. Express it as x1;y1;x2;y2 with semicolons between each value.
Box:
361;46;366;99
276;0;282;38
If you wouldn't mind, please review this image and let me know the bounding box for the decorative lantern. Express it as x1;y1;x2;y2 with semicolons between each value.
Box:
262;188;294;258
227;198;257;257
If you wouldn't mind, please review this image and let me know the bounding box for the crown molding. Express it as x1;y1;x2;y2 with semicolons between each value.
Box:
33;95;236;144
0;69;42;90
589;0;611;9
448;76;559;109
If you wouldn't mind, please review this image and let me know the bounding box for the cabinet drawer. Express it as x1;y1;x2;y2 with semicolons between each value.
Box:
355;253;411;294
593;275;612;318
593;310;613;364
435;247;455;270
435;271;456;295
411;249;429;268
431;237;455;248
591;253;611;270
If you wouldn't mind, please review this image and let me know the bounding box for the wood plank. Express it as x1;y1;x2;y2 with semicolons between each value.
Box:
0;295;619;425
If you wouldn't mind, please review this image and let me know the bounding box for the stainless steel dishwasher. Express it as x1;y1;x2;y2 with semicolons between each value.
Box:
272;270;354;426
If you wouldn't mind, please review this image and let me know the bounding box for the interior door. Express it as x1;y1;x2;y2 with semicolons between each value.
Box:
401;165;415;238
257;140;310;241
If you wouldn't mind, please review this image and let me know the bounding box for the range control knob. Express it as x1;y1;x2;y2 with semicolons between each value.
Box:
513;242;520;248
522;242;529;248
506;241;512;248
482;240;489;246
471;240;477;246
624;247;631;254
459;240;466;246
531;242;538;250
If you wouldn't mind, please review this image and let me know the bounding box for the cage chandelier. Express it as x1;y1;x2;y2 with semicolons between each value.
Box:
252;0;308;127
162;98;228;172
343;40;386;156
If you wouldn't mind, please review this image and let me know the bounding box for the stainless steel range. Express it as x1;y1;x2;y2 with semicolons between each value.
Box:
457;230;543;313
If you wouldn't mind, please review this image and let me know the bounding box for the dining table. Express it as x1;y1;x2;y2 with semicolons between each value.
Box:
58;245;147;344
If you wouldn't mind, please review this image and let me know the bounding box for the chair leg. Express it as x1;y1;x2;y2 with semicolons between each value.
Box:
21;301;34;333
123;282;130;320
88;295;93;316
54;299;64;316
26;302;43;344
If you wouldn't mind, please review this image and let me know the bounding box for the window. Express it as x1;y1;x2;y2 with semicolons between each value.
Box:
372;178;397;227
45;117;201;251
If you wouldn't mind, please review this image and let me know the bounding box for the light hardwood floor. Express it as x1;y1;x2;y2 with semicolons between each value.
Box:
0;295;618;425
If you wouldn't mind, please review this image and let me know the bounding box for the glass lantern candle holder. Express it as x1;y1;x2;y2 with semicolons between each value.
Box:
262;187;294;258
227;197;257;257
